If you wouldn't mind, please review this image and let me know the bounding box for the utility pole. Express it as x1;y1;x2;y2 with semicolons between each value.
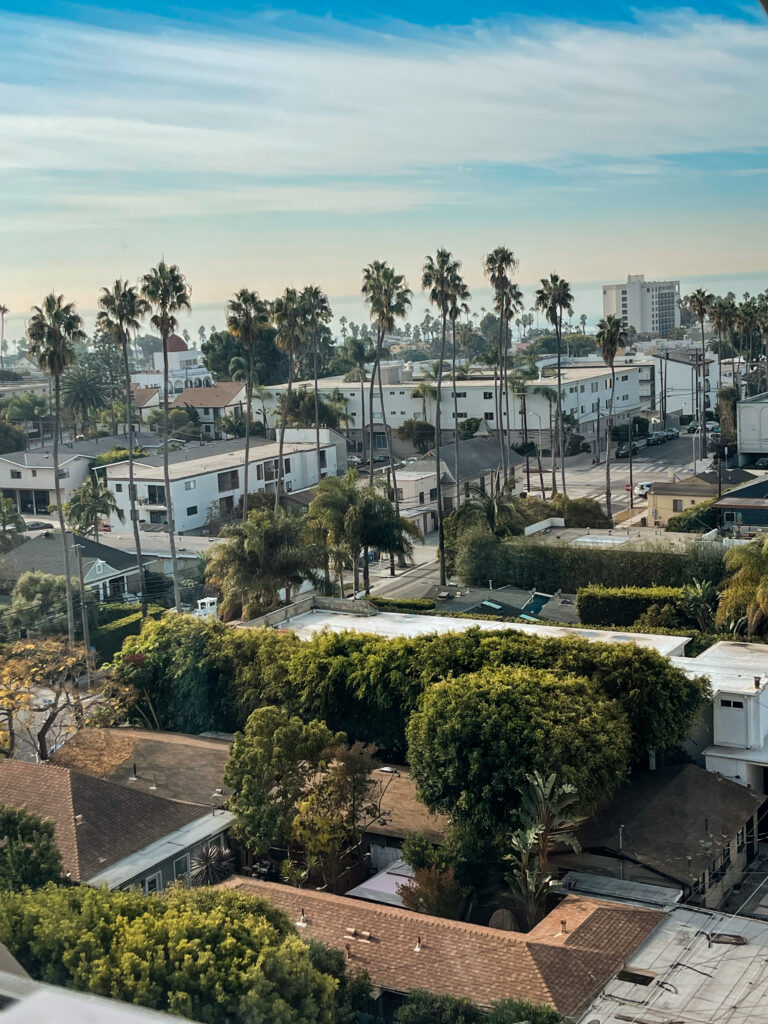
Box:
595;398;601;463
628;421;635;510
74;543;92;689
521;391;531;493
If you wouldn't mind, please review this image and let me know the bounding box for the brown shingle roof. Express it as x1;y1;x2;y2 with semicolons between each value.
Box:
170;382;245;410
53;727;232;807
368;766;449;845
130;386;160;408
0;760;206;881
218;879;662;1015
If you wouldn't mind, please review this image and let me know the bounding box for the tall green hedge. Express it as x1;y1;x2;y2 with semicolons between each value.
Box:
666;499;717;533
577;585;685;627
458;536;725;591
92;607;164;660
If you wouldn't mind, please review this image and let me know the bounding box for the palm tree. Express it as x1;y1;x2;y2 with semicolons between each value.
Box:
252;384;272;431
226;289;270;522
685;288;713;458
535;274;574;495
344;337;374;463
530;383;558;495
141;261;191;612
64;477;125;542
0;497;24;535
448;269;471;509
483;247;519;486
709;295;736;390
361;261;412;502
717;538;768;635
60;365;108;436
422;250;459;587
272;287;306;511
308;469;360;595
595;315;626;520
300;285;333;483
451;484;526;537
96;279;151;614
0;304;8;375
27;293;85;643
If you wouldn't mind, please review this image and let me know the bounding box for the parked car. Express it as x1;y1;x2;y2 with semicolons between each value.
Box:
615;442;639;459
634;481;654;499
647;431;667;446
754;457;768;469
663;426;680;440
23;520;50;531
346;455;363;466
705;420;720;432
686;421;700;434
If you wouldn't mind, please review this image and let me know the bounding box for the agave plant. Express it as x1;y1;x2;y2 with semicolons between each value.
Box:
190;843;234;886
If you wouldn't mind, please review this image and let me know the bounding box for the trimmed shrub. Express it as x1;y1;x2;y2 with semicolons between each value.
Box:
577;585;685;627
367;596;436;613
92;607;164;660
97;602;164;625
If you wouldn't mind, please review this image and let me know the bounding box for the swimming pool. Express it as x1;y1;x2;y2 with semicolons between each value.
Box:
521;592;552;616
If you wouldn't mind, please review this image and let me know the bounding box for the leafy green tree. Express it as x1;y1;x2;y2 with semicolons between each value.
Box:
717;537;768;634
396;417;435;453
0;805;63;891
225;705;344;854
141;260;191;612
488;1000;563;1024
398;866;467;919
681;578;718;632
97;279;151;615
27;293;85;642
64;477;124;541
0;420;27;454
205;506;312;618
60;364;107;435
0;497;24;535
397;990;486;1024
453;527;513;586
406;665;632;831
457;416;481;440
0;884;339;1024
306;941;371;1024
3;571;92;639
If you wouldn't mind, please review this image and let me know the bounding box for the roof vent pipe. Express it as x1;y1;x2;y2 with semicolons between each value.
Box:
755;677;761;689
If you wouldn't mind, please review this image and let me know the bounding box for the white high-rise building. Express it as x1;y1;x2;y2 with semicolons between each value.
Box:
602;274;681;336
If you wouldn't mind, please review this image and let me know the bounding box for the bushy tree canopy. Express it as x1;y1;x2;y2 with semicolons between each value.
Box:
0;805;63;890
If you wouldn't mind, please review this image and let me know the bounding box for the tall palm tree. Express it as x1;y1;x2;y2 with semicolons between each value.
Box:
449;270;471;510
272;287;306;511
64;476;125;542
422;249;459;586
308;468;360;595
0;304;8;375
27;293;85;643
595;315;626;520
344;337;374;463
685;288;713;459
60;365;108;435
226;289;270;522
535;273;573;495
483;247;519;486
361;261;412;503
300;285;333;483
709;295;736;390
96;280;151;615
141;261;191;612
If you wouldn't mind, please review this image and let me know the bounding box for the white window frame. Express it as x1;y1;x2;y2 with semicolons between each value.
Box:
143;871;162;894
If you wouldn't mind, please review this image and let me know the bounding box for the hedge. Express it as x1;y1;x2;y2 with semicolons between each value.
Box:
367;596;436;613
666;499;717;533
92;607;164;660
97;602;165;626
577;585;685;627
458;537;726;591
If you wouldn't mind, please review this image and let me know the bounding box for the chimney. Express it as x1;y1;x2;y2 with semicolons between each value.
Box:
687;856;693;872
413;936;422;953
560;919;567;934
755;677;761;689
704;818;709;833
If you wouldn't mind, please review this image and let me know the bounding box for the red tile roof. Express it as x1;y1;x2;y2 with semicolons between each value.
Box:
170;381;245;410
219;879;663;1015
0;760;205;881
167;334;188;352
130;386;160;408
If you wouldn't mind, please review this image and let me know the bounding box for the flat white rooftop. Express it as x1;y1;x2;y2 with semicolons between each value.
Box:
582;904;768;1024
672;640;768;693
271;609;689;656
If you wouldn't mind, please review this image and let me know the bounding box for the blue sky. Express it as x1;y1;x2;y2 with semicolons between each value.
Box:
1;0;766;337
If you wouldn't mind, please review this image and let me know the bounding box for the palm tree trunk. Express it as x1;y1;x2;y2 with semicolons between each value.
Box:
162;333;182;612
503;322;512;486
275;362;292;512
700;318;708;460
368;336;380;487
435;311;448;586
314;332;322;483
53;379;76;645
496;306;506;480
549;401;556;495
359;374;367;465
242;366;252;522
556;318;567;496
452;319;460;508
123;342;149;617
605;367;614;519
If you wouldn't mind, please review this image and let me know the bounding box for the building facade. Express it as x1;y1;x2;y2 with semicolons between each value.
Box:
132;334;213;396
603;274;681;336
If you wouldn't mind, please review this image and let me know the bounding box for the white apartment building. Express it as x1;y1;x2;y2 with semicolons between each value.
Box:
132;335;213;396
651;349;716;419
263;362;645;456
603;274;681;336
104;432;341;533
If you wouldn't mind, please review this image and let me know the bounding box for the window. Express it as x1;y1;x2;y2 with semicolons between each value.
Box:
591;382;598;393
483;391;493;400
143;873;162;895
10;470;21;480
186;505;198;516
31;470;36;478
621;374;629;381
319;450;327;468
374;434;387;449
286;481;293;492
256;463;263;480
58;469;70;479
673;500;683;513
217;470;240;491
429;488;437;501
115;483;123;492
453;391;467;399
580;384;585;393
396;488;403;500
147;485;166;504
185;480;196;491
173;855;190;882
737;828;745;852
203;407;210;415
284;458;291;473
720;698;744;709
484;412;494;421
419;491;424;504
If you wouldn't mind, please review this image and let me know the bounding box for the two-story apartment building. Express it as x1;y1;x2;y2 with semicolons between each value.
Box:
105;432;341;533
170;381;246;439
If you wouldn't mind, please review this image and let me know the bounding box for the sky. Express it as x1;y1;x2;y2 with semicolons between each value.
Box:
1;0;767;340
